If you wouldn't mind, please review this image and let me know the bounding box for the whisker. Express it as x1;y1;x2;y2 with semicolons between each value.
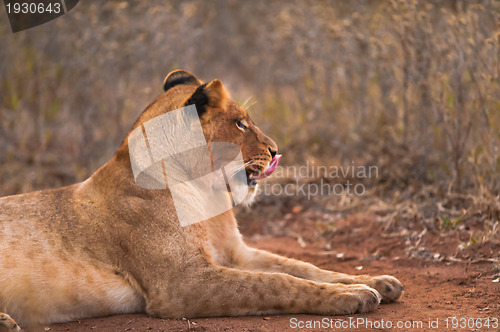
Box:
225;161;261;180
225;160;254;173
241;96;257;110
228;163;259;175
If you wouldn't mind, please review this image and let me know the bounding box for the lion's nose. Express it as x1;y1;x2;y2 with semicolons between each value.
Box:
269;147;277;158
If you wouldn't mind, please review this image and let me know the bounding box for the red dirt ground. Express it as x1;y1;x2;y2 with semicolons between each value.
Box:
27;213;499;332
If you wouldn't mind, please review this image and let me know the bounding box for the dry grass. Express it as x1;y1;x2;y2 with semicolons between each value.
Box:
0;1;499;252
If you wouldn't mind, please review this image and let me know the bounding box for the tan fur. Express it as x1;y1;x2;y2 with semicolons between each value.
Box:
0;70;402;330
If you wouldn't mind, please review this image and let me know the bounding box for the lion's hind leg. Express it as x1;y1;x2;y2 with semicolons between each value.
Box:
0;313;21;332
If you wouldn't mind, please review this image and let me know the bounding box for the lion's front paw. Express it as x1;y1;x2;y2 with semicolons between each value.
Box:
0;313;21;332
365;275;403;303
333;284;381;314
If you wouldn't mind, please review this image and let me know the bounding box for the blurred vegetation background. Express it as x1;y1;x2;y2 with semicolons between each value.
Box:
0;1;499;250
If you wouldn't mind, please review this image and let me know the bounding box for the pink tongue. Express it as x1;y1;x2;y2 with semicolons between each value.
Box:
253;155;281;180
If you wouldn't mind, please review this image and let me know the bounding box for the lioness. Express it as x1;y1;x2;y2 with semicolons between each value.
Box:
0;70;402;331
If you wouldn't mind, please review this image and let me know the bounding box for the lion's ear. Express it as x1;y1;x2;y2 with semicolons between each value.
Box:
185;79;229;117
163;69;202;92
203;79;229;109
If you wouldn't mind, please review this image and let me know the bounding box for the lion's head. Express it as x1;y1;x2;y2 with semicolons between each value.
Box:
127;70;279;202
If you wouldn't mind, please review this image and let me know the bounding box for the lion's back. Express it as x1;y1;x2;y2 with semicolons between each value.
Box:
0;188;145;326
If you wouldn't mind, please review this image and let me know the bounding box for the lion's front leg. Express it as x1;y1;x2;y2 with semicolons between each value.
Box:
146;265;381;319
0;313;21;332
231;244;403;303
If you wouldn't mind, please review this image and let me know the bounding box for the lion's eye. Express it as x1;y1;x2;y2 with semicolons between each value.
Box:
236;119;248;131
